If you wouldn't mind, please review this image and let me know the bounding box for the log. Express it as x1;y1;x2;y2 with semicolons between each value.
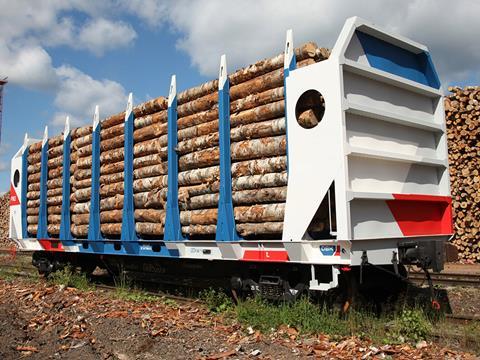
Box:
47;188;63;197
174;42;325;105
27;224;37;234
27;215;38;224
236;222;283;236
47;155;64;169
176;100;285;145
229;58;313;102
181;187;287;210
177;157;287;186
74;109;169;150
48;224;60;235
48;206;61;215
228;42;327;86
27;191;40;200
47;195;62;206
73;209;167;225
179;135;286;171
174;86;283;131
48;144;64;158
181;225;216;235
29;134;63;153
27;207;39;215
47;178;63;189
47;214;61;223
28;183;40;192
176;117;286;155
71;222;165;237
27;152;41;165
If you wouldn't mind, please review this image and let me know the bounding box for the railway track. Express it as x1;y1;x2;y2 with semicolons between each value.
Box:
2;249;480;288
408;271;480;288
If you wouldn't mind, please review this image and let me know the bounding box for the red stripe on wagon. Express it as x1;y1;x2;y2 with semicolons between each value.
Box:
38;239;65;252
386;194;453;236
242;250;289;262
9;183;20;206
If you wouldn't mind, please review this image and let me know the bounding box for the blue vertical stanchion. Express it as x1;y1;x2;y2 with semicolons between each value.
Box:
283;29;296;173
59;117;73;243
37;127;49;239
88;106;104;248
21;134;30;238
215;55;242;241
121;93;139;253
164;75;187;241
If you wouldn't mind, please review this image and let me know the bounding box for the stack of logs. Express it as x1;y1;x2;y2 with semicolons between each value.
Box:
173;42;330;238
445;86;480;262
26;134;64;235
69;98;170;238
25;42;330;239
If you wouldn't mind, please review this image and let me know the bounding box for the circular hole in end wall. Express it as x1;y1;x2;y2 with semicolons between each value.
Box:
295;89;325;129
13;170;20;187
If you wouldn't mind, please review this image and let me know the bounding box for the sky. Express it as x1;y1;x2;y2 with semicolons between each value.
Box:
0;0;479;191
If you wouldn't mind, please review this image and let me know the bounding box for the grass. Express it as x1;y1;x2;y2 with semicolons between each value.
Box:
201;289;437;345
434;318;480;354
112;271;162;303
48;266;93;291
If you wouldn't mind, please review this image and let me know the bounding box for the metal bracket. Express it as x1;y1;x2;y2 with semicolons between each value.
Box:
121;93;140;250
216;55;242;241
21;133;30;239
59;117;73;243
164;75;187;241
283;29;296;174
37;126;49;239
88;106;104;244
309;265;340;291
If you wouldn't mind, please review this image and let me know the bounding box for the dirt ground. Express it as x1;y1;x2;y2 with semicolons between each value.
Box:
0;278;477;360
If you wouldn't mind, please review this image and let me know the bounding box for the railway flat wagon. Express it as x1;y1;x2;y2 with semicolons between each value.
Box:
9;17;452;299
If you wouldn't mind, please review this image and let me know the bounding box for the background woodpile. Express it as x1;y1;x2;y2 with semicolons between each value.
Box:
0;193;13;247
445;86;480;262
24;43;330;240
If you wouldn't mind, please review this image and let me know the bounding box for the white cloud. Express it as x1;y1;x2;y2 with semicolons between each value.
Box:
0;1;132;128
52;66;127;127
160;0;480;85
118;0;167;28
0;42;58;90
77;18;137;56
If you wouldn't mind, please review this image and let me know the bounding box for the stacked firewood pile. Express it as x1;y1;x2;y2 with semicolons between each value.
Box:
0;192;13;247
24;43;330;240
445;86;480;262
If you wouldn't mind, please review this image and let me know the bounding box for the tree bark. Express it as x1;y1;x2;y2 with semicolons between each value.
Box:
71;222;165;237
234;203;285;222
48;144;64;159
180;187;287;210
29;135;63;153
179;135;286;171
176;117;286;155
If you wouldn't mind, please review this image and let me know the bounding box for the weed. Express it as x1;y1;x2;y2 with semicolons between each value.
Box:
200;288;233;313
114;288;159;302
388;308;432;343
112;271;159;302
234;296;435;345
0;268;15;281
49;266;93;291
162;298;178;308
